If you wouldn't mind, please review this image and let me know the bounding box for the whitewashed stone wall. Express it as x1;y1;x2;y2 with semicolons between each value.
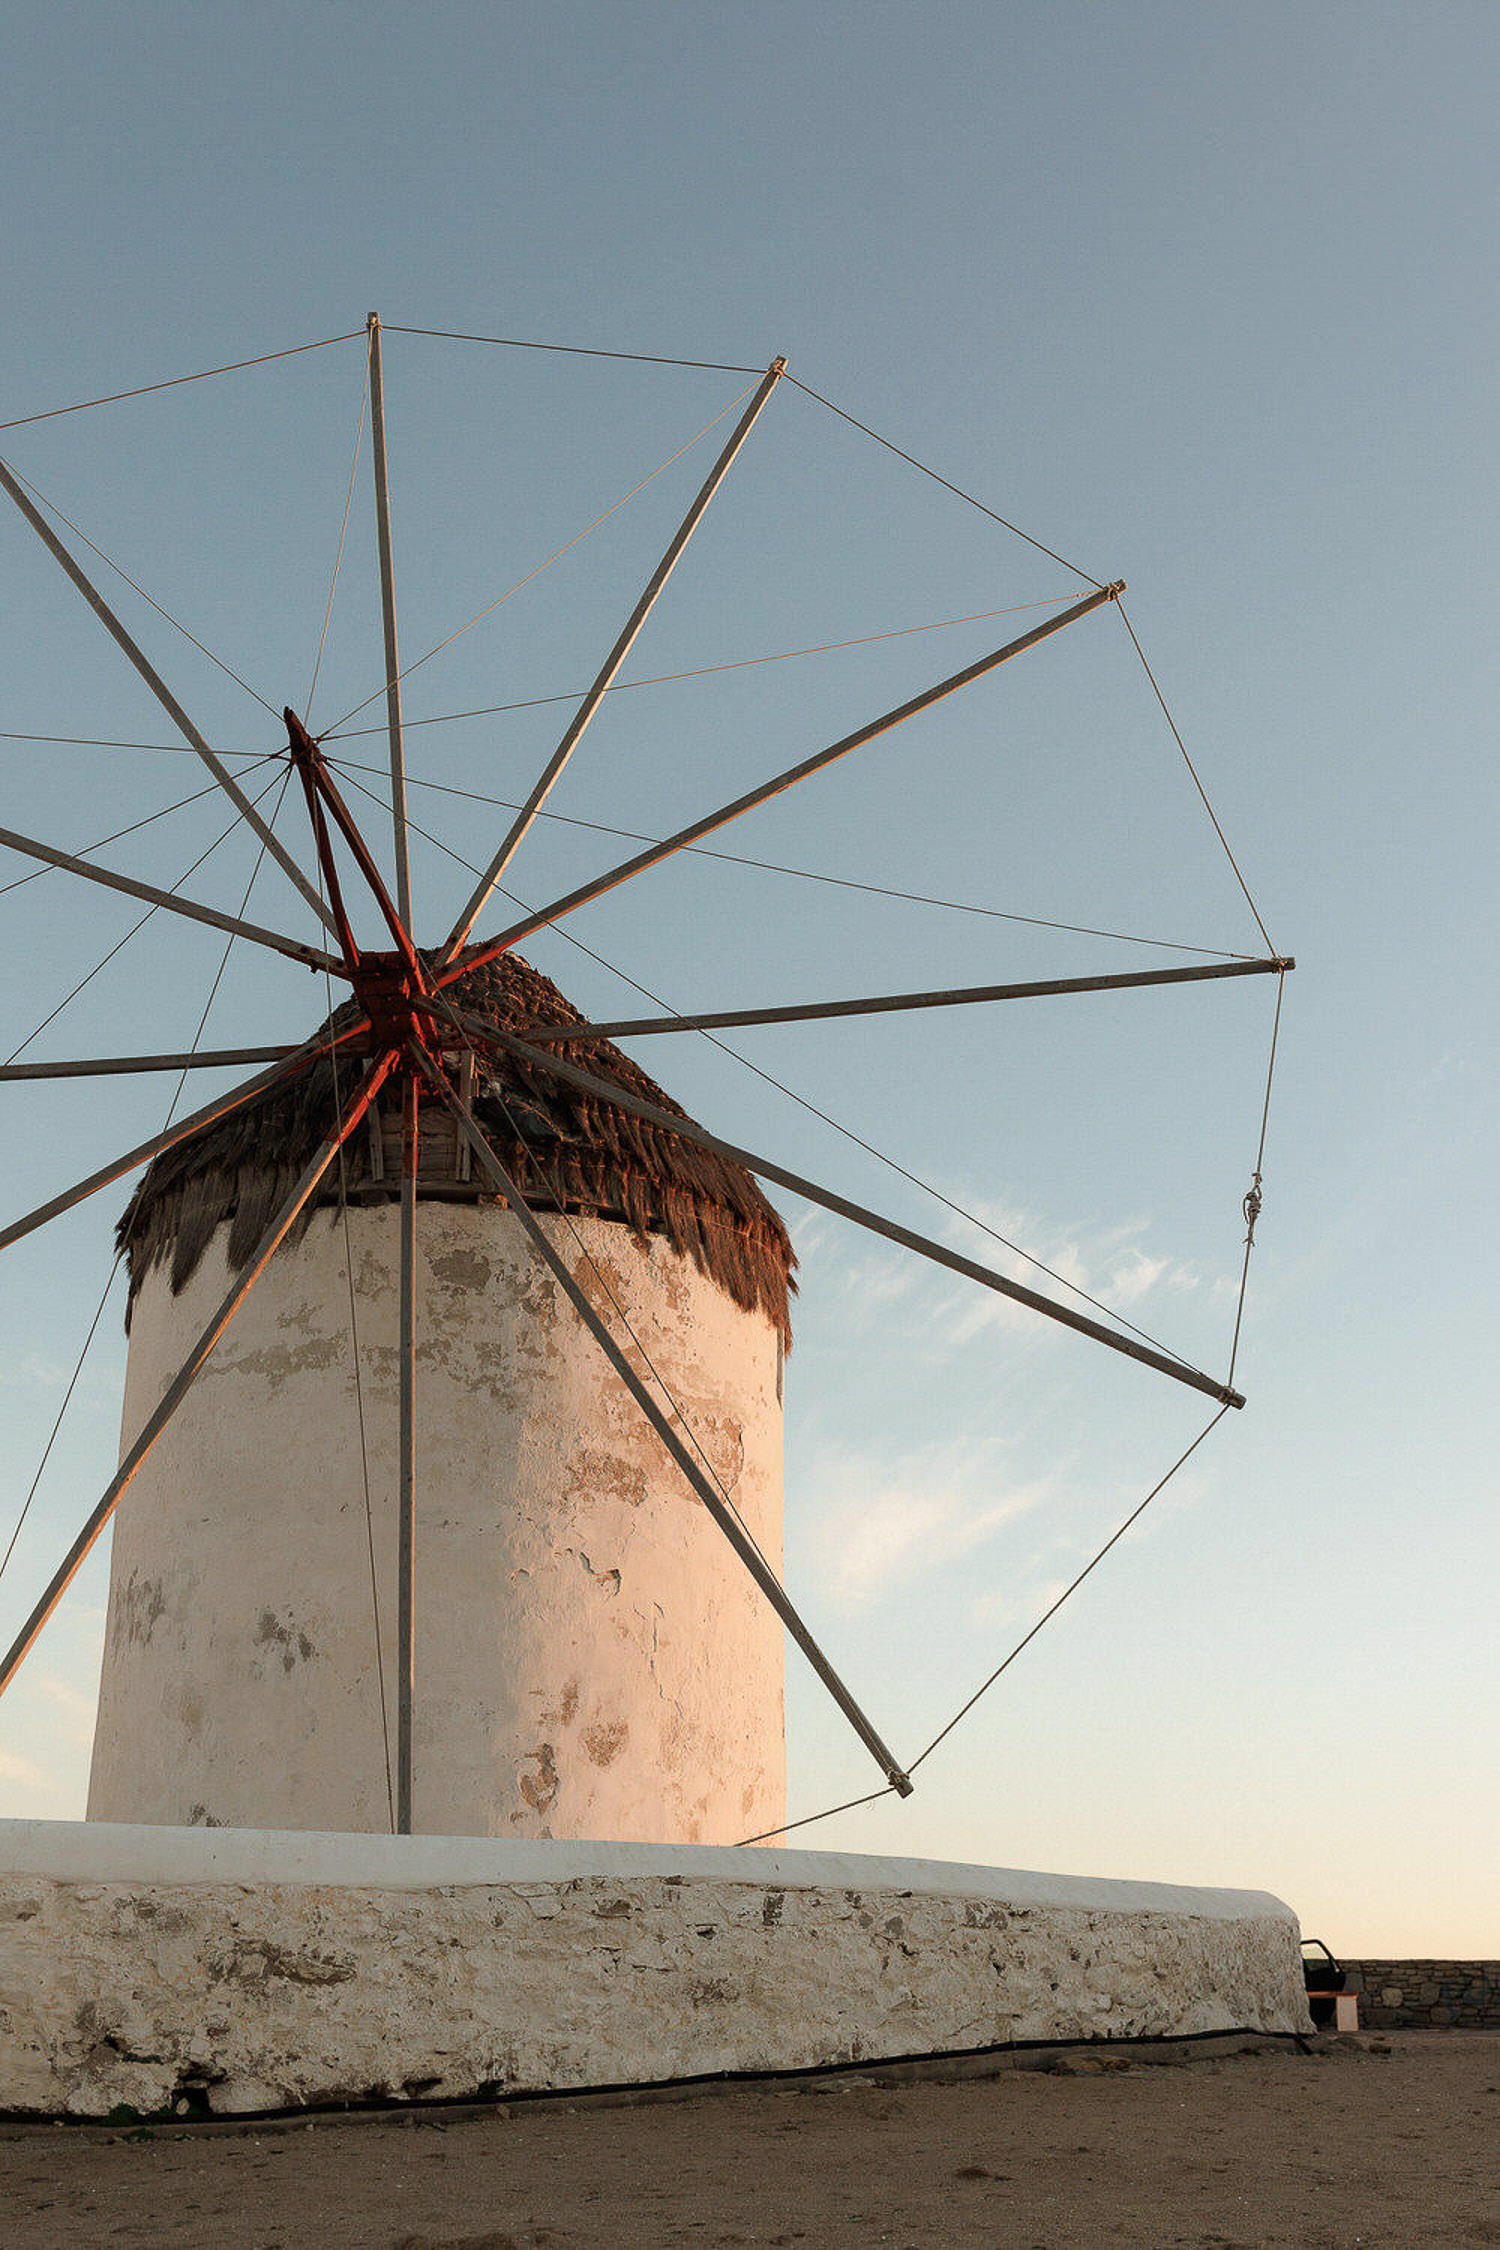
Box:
89;1206;784;1844
0;1823;1310;2118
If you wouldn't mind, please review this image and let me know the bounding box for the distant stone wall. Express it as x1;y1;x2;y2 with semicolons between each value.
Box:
1344;1961;1500;2029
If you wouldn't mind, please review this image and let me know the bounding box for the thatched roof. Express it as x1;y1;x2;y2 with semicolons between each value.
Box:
118;950;794;1345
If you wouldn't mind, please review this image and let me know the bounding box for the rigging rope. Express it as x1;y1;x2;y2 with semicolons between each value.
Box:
905;1404;1231;1777
0;601;1079;753
320;598;1083;737
736;1402;1233;1846
0;1261;124;1591
306;377;368;724
322;381;761;735
0;733;265;755
383;325;762;374
1225;968;1286;1391
737;1786;899;1849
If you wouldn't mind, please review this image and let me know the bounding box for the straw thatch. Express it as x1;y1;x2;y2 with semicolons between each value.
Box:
117;950;794;1345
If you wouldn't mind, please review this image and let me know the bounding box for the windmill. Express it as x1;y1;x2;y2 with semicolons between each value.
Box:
0;317;1291;1843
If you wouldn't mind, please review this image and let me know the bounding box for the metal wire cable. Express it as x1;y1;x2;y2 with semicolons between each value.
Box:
321;382;761;735
736;1785;899;1849
323;752;1257;963
0;332;364;434
336;769;1204;1369
306;377;368;724
384;325;763;374
1115;598;1276;956
562;951;1282;1812
785;374;1106;590
905;1404;1232;1776
3;766;288;1066
0;457;281;718
1225;969;1286;1391
0;758;278;901
0;732;266;756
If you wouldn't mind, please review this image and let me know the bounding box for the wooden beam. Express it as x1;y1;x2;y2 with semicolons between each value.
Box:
525;957;1297;1042
395;1069;419;1834
0;820;345;975
483;1022;1244;1410
0;1045;298;1082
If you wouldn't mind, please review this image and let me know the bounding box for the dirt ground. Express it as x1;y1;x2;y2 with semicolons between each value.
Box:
3;2031;1498;2250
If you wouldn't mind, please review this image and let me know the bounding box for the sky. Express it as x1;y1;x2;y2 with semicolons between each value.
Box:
0;2;1494;1956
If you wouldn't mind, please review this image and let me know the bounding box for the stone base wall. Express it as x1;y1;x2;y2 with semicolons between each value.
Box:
1344;1960;1500;2029
0;1822;1310;2119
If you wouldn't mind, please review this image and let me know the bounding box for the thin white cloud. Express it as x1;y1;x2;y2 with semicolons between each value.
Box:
801;1437;1052;1610
0;1350;123;1407
38;1673;97;1747
793;1179;1206;1358
0;1744;48;1789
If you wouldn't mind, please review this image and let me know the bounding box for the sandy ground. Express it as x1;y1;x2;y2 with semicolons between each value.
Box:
3;2032;1498;2249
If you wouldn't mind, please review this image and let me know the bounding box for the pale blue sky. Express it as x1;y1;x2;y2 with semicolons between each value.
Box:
0;3;1494;1953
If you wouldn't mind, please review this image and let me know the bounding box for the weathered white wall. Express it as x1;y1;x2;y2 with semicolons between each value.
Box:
88;1206;784;1844
0;1822;1311;2117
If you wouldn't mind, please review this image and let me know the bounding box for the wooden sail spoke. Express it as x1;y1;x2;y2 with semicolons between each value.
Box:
438;356;789;965
487;1024;1245;1410
411;1043;913;1797
522;956;1297;1043
442;582;1121;985
0;1052;397;1704
0;1045;298;1082
0;820;345;976
395;1070;419;1834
